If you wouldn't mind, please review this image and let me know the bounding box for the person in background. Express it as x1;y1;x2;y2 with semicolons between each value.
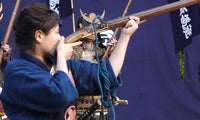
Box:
0;43;11;72
73;12;118;120
0;43;11;120
0;3;140;120
0;43;11;87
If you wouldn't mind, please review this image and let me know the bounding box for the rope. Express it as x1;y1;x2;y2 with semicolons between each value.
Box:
93;15;116;120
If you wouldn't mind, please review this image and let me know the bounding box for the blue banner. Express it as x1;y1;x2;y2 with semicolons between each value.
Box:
167;0;200;52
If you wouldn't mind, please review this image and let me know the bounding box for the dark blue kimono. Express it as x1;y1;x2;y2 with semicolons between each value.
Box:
0;52;122;120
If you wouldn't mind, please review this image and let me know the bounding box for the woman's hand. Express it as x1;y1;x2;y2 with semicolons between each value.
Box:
109;16;140;77
56;36;82;61
121;16;140;38
56;36;82;75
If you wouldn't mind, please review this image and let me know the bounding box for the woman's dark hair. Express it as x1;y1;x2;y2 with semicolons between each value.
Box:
14;3;59;51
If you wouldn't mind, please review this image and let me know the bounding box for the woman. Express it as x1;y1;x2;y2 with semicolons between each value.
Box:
0;3;139;120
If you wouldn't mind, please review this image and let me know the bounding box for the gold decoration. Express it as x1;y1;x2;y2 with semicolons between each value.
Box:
80;9;105;24
0;3;3;21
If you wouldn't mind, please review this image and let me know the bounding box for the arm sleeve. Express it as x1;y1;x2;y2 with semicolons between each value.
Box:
2;61;78;113
68;59;122;96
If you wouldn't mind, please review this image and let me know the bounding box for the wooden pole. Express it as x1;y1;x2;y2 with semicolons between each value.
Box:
0;0;21;83
0;0;21;65
71;0;76;32
102;0;133;60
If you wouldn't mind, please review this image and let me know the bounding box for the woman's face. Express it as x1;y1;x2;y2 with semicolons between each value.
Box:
41;24;60;54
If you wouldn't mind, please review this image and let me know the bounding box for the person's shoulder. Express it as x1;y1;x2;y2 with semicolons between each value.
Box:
9;57;28;64
5;57;32;70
